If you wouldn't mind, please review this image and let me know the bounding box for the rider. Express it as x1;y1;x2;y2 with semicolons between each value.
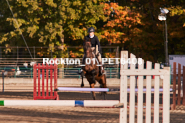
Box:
81;27;104;75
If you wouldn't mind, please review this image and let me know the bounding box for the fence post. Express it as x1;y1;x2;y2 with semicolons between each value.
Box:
183;66;185;106
17;46;19;59
137;59;144;123
33;64;37;100
38;64;41;97
46;64;49;97
118;67;120;79
163;67;170;123
42;64;44;97
2;70;4;92
119;51;128;123
116;46;119;76
79;68;81;79
33;46;35;58
172;62;176;110
31;68;33;78
154;63;160;123
110;68;112;78
178;63;181;105
146;61;152;123
62;68;64;79
170;65;172;85
50;64;53;96
129;54;136;123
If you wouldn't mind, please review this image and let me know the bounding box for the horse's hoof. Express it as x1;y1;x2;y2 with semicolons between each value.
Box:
81;83;84;87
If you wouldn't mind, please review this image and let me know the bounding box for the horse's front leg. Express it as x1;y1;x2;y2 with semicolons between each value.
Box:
80;71;85;87
90;83;96;100
99;75;107;100
81;76;84;87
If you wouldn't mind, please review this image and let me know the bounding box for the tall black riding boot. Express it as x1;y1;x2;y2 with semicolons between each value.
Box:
99;65;104;76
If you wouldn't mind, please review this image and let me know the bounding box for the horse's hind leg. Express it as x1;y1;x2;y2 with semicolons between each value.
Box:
98;75;107;88
90;83;96;100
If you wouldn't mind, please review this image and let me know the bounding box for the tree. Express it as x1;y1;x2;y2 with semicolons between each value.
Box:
0;0;108;58
100;2;142;58
107;0;185;62
101;2;141;43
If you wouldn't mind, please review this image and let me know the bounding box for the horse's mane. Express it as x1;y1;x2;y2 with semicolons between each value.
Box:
83;38;93;55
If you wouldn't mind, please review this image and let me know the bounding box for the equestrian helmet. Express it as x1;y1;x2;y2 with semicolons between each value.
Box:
88;27;95;33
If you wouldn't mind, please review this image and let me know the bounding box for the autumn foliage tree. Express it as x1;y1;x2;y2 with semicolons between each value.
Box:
101;2;141;44
100;2;142;58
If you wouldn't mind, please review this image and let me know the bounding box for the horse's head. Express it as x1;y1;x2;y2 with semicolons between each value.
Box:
83;37;92;57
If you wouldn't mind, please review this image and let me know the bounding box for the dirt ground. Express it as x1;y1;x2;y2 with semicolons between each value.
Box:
0;106;119;123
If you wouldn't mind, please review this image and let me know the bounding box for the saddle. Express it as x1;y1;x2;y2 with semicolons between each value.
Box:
82;47;99;64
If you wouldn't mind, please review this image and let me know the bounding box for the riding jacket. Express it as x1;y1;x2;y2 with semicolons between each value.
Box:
84;35;102;54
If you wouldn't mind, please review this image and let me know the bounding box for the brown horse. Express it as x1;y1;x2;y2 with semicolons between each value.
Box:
80;38;107;100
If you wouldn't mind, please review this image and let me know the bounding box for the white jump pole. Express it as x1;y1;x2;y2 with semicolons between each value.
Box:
0;100;120;107
55;87;173;92
127;88;173;92
56;87;109;92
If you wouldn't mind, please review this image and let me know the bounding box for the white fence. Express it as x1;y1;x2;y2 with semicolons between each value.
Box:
119;51;170;123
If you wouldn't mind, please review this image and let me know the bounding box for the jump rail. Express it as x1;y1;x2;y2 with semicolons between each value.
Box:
55;87;173;92
0;100;121;107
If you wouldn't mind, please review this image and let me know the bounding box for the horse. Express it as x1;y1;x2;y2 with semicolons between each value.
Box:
80;38;107;100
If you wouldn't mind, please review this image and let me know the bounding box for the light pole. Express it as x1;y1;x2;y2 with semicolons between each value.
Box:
158;8;169;66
